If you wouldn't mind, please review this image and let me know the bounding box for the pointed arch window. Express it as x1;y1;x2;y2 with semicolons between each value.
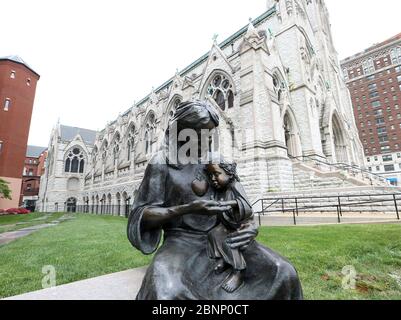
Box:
112;133;121;166
272;73;285;101
65;148;85;173
207;74;234;111
101;141;108;163
145;113;156;155
92;146;98;166
127;125;136;161
169;97;182;121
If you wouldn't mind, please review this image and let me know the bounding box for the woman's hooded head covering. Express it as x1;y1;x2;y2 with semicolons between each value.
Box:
161;100;220;168
171;100;219;130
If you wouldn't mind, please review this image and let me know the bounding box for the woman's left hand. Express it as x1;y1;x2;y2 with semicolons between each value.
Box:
226;222;259;251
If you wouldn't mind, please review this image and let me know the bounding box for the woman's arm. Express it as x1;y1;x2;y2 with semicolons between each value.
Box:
142;200;232;230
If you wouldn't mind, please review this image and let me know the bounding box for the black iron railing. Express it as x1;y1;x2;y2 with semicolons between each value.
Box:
253;193;401;226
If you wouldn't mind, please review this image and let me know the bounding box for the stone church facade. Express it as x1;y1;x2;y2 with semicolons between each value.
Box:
39;0;380;214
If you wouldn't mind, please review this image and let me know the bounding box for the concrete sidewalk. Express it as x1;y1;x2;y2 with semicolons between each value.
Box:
4;267;148;300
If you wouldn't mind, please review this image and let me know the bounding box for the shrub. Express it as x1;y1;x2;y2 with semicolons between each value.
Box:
4;208;31;215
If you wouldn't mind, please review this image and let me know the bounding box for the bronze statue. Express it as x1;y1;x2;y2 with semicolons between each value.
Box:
205;160;253;293
127;100;303;300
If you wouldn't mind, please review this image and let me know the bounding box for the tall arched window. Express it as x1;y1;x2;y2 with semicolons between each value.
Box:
65;148;85;173
145;113;156;155
92;146;98;166
272;73;285;102
112;133;121;166
127;125;136;161
207;74;234;111
169;97;182;122
101;141;108;163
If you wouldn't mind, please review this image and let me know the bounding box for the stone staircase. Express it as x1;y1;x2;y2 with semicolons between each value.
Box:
290;156;389;191
252;157;401;216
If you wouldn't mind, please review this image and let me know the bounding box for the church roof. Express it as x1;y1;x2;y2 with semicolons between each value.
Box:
60;125;98;145
0;55;40;77
26;145;47;158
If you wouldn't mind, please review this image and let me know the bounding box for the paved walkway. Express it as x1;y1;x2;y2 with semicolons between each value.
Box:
0;215;75;246
4;267;148;300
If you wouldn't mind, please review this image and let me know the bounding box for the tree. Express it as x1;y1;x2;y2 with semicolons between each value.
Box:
0;178;12;200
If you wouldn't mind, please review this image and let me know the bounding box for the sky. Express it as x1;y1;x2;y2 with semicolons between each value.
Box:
1;0;400;147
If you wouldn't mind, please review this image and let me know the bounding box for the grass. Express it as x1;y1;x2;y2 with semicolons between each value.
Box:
0;212;65;233
259;224;401;300
0;213;400;299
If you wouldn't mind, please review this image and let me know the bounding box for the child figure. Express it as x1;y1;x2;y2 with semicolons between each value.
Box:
205;160;254;293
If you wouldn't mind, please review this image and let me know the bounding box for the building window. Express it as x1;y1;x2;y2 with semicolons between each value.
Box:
377;127;387;135
65;148;85;173
207;74;235;110
4;98;11;111
381;145;391;152
10;71;16;79
144;113;156;155
369;91;379;98
26;184;32;191
27;78;31;86
383;155;393;162
376;166;381;172
0;141;3;154
396;66;401;73
384;165;395;172
127;125;136;161
371;101;381;108
376;118;385;125
362;59;375;74
390;47;401;64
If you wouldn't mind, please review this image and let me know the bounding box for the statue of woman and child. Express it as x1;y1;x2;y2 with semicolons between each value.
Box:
127;100;303;300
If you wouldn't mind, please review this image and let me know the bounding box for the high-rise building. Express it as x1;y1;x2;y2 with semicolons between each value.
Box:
341;33;401;185
0;56;40;209
20;146;47;211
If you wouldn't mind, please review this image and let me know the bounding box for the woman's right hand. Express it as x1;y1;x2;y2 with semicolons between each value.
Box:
188;200;231;216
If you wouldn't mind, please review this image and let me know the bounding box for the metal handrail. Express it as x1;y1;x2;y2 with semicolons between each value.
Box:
253;193;401;225
289;154;387;183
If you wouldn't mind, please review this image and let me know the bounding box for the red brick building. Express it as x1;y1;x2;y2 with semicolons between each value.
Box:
341;33;401;184
0;56;40;209
20;146;47;211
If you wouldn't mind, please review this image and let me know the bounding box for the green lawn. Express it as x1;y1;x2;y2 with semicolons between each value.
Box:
0;213;400;300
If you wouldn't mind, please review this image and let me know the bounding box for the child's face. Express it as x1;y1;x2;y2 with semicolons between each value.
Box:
206;164;231;190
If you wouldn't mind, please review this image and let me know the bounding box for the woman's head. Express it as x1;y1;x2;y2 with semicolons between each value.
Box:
172;100;219;131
